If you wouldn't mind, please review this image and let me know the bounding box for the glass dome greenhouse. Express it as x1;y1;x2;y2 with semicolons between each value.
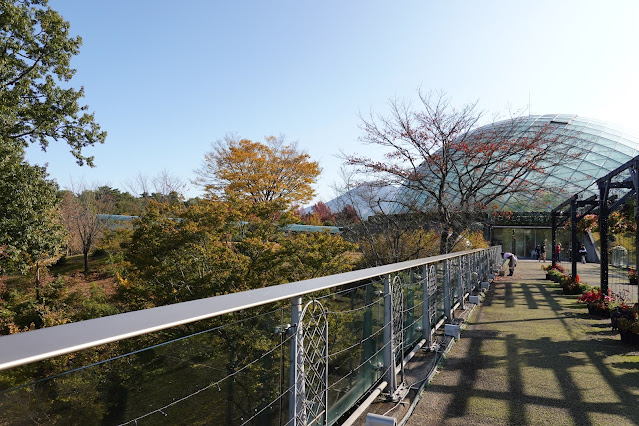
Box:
396;114;639;213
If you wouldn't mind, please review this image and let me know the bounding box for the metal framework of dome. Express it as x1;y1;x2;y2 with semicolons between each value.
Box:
397;114;639;213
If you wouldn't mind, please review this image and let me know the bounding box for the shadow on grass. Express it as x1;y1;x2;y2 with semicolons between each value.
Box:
611;361;639;371
439;328;501;419
521;284;538;309
422;277;639;425
590;322;613;329
504;282;515;308
562;311;593;320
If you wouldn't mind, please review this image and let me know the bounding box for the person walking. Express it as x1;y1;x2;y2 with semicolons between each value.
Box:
535;244;541;260
555;243;562;263
540;243;547;262
502;252;518;276
579;244;587;264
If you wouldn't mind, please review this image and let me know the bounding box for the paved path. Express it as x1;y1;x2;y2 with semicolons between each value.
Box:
407;260;639;426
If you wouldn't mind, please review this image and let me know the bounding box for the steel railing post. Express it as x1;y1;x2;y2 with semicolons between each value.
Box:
383;274;396;394
444;260;452;321
289;296;303;425
466;255;472;294
457;256;464;307
422;264;430;342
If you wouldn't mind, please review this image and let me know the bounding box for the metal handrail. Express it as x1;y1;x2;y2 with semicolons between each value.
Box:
0;248;490;371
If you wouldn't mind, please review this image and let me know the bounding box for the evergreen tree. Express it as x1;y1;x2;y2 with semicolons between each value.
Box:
1;0;106;165
0;141;66;297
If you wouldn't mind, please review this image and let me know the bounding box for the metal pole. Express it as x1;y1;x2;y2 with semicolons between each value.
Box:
289;296;302;425
457;258;464;307
634;159;639;274
599;184;609;295
551;211;557;268
362;281;374;377
444;260;451;321
467;255;472;294
422;265;430;343
383;274;396;394
571;195;578;278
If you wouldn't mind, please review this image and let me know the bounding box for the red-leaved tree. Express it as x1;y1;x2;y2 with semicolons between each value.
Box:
345;91;582;253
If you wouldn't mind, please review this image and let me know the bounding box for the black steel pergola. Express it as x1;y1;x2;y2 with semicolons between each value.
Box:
550;155;639;294
597;157;639;294
551;194;597;279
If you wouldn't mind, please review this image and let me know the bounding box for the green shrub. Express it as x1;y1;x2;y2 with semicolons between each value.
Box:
54;255;68;266
91;248;107;258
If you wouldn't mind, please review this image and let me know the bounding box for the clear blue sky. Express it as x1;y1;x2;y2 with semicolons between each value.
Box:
25;0;639;206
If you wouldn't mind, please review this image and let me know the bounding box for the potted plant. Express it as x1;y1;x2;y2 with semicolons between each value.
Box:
542;264;553;280
610;301;635;330
542;264;563;280
628;269;638;285
548;269;563;283
561;274;582;295
617;309;639;345
577;287;610;317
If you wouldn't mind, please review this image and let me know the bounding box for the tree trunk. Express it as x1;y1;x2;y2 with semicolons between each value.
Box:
83;249;89;273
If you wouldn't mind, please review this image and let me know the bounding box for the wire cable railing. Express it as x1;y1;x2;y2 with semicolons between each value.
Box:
0;246;500;426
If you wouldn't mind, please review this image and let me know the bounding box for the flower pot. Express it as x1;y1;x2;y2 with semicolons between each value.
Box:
563;286;580;295
545;273;552;280
630;277;638;285
552;275;561;283
587;305;610;318
619;330;639;346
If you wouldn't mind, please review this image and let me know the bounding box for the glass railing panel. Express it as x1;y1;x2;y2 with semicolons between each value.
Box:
403;267;424;349
0;304;291;426
315;279;385;424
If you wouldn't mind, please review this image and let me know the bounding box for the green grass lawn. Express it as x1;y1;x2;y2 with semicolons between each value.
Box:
408;261;639;425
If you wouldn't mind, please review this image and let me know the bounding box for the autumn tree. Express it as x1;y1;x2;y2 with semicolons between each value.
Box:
1;0;106;165
336;205;360;225
120;199;357;307
120;134;355;306
195;135;321;207
300;201;338;226
346;91;581;253
61;182;117;273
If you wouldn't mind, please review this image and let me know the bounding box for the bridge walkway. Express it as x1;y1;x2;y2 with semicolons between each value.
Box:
358;260;639;425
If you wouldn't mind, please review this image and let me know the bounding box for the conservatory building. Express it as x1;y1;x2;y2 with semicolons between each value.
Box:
397;114;639;259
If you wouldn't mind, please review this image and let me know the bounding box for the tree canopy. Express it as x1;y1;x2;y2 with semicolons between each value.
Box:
0;141;66;285
196;135;321;206
0;0;106;165
346;91;581;253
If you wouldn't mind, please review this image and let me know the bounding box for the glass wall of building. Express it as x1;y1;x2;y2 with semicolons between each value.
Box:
491;227;577;259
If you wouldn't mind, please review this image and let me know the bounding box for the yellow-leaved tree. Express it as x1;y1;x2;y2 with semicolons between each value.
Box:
195;135;321;206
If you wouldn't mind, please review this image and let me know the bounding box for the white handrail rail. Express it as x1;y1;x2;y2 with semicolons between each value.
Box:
0;247;496;371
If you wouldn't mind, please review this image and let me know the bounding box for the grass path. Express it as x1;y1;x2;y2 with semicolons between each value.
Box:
407;260;639;426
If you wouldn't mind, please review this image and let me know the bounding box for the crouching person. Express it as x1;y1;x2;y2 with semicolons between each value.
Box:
501;252;518;276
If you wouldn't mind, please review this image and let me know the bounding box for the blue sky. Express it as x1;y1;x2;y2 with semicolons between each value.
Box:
25;0;639;206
